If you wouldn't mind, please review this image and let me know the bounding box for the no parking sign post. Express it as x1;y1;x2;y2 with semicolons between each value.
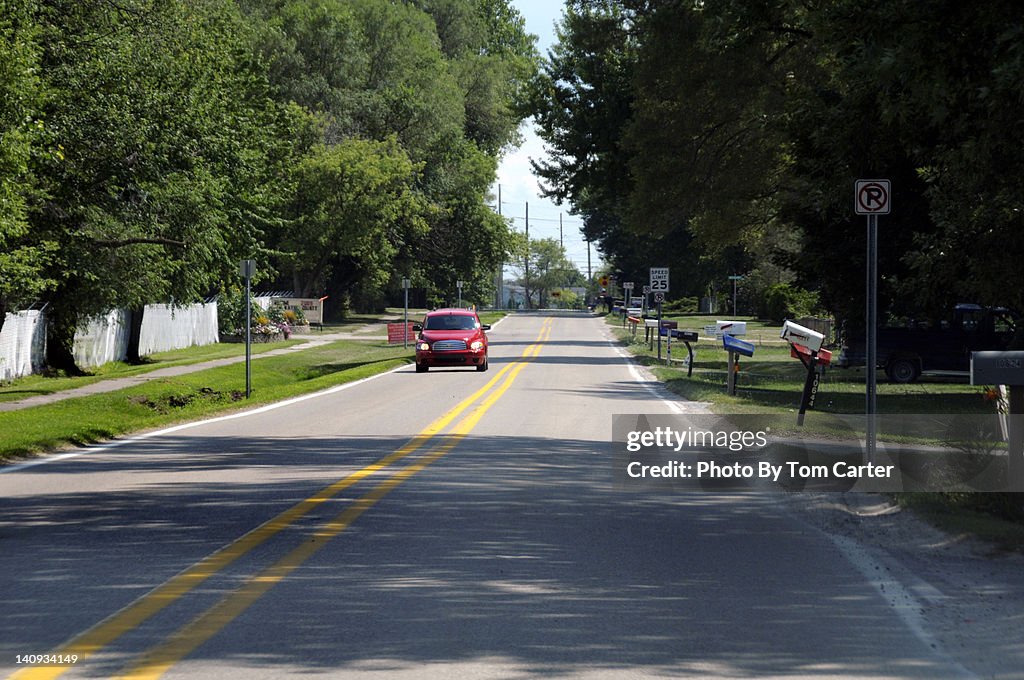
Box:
855;179;890;462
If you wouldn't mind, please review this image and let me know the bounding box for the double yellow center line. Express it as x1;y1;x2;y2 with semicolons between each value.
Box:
12;318;554;680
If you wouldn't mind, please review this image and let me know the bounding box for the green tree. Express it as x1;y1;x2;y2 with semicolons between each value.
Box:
282;138;427;300
0;0;53;335
513;237;582;309
29;0;282;372
248;0;534;311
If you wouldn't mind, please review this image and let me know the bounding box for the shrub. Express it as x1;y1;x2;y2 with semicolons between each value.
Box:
760;283;820;323
662;297;699;314
218;288;265;335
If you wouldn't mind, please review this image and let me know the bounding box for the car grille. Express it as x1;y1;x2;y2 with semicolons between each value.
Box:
432;339;468;351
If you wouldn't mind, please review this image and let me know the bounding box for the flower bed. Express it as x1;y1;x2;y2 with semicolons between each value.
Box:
220;331;284;344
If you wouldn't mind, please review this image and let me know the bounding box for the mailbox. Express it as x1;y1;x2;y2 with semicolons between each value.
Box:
971;351;1024;386
791;343;832;366
781;320;824;352
723;334;756;357
674;330;699;342
716;320;747;336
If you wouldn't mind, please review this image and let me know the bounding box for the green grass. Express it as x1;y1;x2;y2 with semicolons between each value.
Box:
0;340;412;461
478;311;507;326
610;316;989;417
608;315;1024;538
0;339;304;403
895;493;1024;553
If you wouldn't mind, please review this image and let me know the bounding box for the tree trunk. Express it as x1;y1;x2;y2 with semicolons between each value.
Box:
126;306;145;364
45;305;85;376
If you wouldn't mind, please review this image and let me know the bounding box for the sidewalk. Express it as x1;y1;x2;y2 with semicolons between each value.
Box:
0;326;395;413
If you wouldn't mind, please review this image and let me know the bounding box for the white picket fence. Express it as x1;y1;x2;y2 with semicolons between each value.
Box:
0;303;219;381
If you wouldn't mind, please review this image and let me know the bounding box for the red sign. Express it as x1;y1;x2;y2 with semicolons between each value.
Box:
387;322;418;345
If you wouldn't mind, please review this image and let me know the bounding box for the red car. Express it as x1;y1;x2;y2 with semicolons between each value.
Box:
413;309;490;372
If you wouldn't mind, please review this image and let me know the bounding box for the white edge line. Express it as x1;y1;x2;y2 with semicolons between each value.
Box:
601;327;684;415
828;534;977;679
0;362;412;474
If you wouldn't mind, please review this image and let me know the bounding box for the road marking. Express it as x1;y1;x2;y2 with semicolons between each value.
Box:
1;364;413;474
116;347;535;679
828;535;976;679
8;317;552;680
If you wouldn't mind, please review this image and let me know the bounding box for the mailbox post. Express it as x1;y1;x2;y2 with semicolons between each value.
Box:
971;351;1024;490
722;334;755;396
781;321;831;426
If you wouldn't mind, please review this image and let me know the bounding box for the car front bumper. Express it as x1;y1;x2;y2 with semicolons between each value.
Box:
416;349;487;367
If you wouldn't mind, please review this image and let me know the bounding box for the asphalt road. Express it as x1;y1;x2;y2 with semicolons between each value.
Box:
0;312;988;678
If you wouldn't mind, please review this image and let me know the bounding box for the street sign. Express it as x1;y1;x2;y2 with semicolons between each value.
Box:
857;178;891;462
642;285;650;294
623;282;634;290
239;259;256;279
855;179;891;215
387;322;418;345
649;267;669;292
654;292;665;303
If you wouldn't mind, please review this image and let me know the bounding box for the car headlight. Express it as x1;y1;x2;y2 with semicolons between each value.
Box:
470;340;484;350
417;342;430;351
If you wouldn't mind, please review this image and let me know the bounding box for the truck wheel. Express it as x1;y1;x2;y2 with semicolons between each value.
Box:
885;358;920;384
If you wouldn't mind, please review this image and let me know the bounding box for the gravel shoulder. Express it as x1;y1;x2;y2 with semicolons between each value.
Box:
783;491;1024;679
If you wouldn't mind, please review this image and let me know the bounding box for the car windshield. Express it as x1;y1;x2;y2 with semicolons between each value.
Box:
424;315;478;331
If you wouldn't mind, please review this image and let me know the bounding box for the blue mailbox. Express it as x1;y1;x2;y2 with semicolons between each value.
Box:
722;334;755;358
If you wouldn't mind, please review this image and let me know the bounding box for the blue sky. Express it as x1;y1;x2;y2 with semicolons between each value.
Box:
495;1;600;279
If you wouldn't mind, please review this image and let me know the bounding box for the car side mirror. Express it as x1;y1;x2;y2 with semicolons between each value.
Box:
412;324;422;332
481;324;491;331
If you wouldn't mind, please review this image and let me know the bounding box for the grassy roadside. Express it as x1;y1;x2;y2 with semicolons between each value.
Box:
895;493;1024;552
607;314;990;417
605;313;1024;546
0;339;412;461
0;339;304;403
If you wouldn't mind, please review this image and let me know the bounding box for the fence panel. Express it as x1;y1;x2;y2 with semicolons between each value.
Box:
0;310;47;381
139;303;219;355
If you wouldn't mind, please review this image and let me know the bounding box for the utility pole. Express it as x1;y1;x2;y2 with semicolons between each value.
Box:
559;213;563;250
525;201;530;310
495;184;503;309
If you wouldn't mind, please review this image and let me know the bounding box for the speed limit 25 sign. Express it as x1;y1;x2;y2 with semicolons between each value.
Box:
649;267;669;293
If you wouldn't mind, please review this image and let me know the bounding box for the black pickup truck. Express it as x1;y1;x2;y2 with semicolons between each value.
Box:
837;304;1018;383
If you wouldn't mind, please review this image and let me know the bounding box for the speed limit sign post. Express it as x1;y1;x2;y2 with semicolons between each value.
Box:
649;267;669;293
650;268;669;360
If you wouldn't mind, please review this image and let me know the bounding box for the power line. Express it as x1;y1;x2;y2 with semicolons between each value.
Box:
505;215;584;226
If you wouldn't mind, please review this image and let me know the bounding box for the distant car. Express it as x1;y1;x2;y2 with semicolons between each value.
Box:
413;309;490;373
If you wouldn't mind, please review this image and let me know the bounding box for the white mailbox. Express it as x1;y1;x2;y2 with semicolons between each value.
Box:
781;320;824;352
716;320;747;336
